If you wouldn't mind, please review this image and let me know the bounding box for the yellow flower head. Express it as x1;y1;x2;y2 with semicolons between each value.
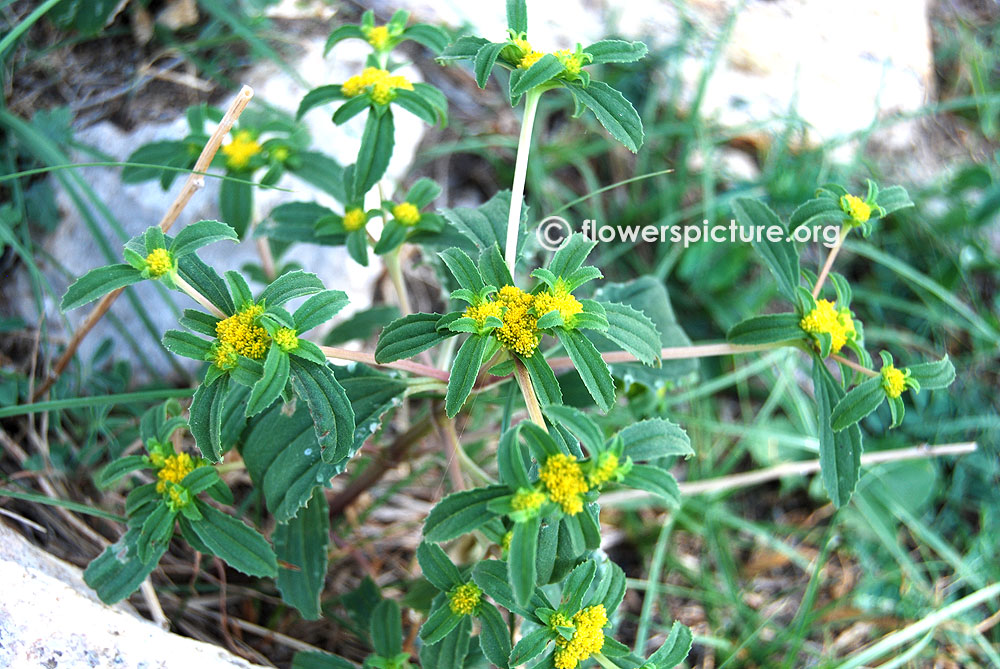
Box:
210;341;239;370
494;286;540;357
156;452;196;494
448;582;482;616
842;194;872;224
555;49;585;76
552;605;608;669
511;488;546;512
520;50;545;69
500;530;512;553
393;202;422;226
800;299;855;354
533;280;583;325
881;364;907;398
216;304;270;360
464;300;504;329
366;25;390;49
145;248;173;278
166;484;191;510
539;453;589;515
588;452;620;488
342;68;413;104
222;129;261;171
343;207;367;232
274;327;299;352
271;146;290;163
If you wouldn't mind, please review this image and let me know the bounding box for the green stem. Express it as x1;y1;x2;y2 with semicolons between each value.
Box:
513;358;547;431
384;248;412;315
504;88;543;276
812;224;849;298
593;654;624;669
0;0;65;58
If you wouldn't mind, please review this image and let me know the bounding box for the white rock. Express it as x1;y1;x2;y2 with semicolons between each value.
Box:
0;521;267;668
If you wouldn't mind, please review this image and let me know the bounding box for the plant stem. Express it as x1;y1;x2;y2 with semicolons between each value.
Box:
831;353;878;378
318;345;450;381
513;358;547;431
173;273;226;318
504;88;543;277
546;341;782;372
812;224;849;298
594;654;624;669
384;247;413;315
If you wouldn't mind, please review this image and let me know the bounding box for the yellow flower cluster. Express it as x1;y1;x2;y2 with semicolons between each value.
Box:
222;130;261;171
512;37;544;69
539;454;589;515
144;248;173;278
393;202;422;226
343;208;367;231
216;304;270;360
167;486;189;509
274;327;299;352
500;530;512;553
533;281;583;325
156;452;196;494
448;582;482;615
342;67;413;105
494;286;540;356
511;488;546;512
588;453;620;487
464;300;504;329
881;364;906;398
365;25;390;49
800;299;856;354
210;341;239;370
842;194;872;223
552;605;608;669
555;49;585;76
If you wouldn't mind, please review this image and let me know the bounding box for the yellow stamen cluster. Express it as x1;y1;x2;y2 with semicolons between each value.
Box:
216;305;270;360
533;281;583;324
167;485;190;510
494;286;540;357
222;130;261;171
842;194;872;223
464;301;504;329
448;582;482;616
156;452;196;494
274;327;299;352
520;50;545;69
210;341;238;370
539;454;589;515
800;299;855;354
365;25;390;49
271;146;290;163
511;488;546;512
341;67;413;105
145;248;173;278
552;605;608;669
588;453;619;487
500;531;512;553
393;202;422;226
555;49;584;76
343;208;367;232
881;364;907;398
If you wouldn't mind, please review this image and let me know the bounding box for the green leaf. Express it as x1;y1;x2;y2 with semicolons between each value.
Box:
596;562;627;615
291;651;357;669
121;140;190;184
907;355;956;390
600;301;662;365
473;560;538;619
177;253;235;315
371;599;403;657
438;35;490;62
246;344;290;417
561;560;596;612
393;88;442;125
511;53;563;96
547;233;596;279
189;501;277;577
506;0;527;33
618;418;692;461
445;334;490;417
293;290;349;333
789;196;845;231
332;96;371;125
556;329;615;411
95;455;149;489
423;485;508;542
510;514;541;607
566;80;644;152
509;627;552;667
258;269;325;307
813;359;863;507
417;541;463;592
83;528;166;604
189;376;229;461
441;190;518;255
161;329;213;361
875;185;914;216
583;39;648;64
297;84;346;119
621;464;680;507
169;220;238;257
542;405;603;455
289;358;355;464
275;489;328;619
420;610;470;663
401;24;450;53
477;602;511;669
353;109;395;200
474;41;508;89
374;312;450;362
830;375;885;432
219;175;253;238
286;151;346;203
61;264;143;311
647;621;694;667
439;248;486;292
137;503;176;563
726;313;808;346
520;352;563;406
732;198;800;302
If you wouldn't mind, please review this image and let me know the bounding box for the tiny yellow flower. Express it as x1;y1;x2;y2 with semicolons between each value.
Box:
539;454;589;515
520;50;545;69
166;484;191;510
210;341;239;370
216;304;271;360
464;301;504;329
366;25;390;49
274;327;299;352
342;68;413;104
448;582;482;615
156;452;196;494
555;49;584;76
145;248;173;278
842;194;872;224
552;604;608;669
393;202;422;226
533;280;583;325
800;299;855;355
881;364;907;398
343;207;367;232
511;488;546;512
271;146;290;163
588;453;619;488
500;530;512;553
222;130;262;171
494;286;540;357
